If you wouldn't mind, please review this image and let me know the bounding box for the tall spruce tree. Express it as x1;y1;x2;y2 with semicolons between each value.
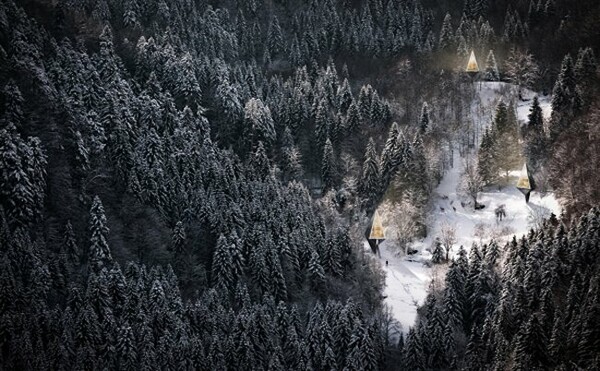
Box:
360;138;380;208
484;50;499;81
89;196;112;272
321;138;336;193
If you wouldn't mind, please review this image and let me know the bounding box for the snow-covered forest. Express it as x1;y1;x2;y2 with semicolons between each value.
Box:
0;0;599;369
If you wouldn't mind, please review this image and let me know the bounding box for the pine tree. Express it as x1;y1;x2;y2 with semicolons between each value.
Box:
245;98;276;152
2;80;24;127
212;234;232;291
493;101;521;182
431;237;445;264
443;260;466;328
267;16;284;57
250;142;271;180
321;138;337;193
438;13;454;52
358;85;374;121
308;250;325;292
96;26;119;86
525;96;546;170
116;323;137;370
360;138;380;207
63;221;81;267
484;50;500;81
89;196;112;272
457;35;468;60
550;54;578;140
344;101;361;134
171;221;186;257
323;238;342;276
419;102;430;134
402;327;424;370
314;98;332;152
337;78;353;114
380;122;402;186
575;47;597;94
478;127;498;184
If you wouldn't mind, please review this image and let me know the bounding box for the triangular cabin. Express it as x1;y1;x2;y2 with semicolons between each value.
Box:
466;50;479;76
516;163;536;202
369;210;385;240
366;210;385;257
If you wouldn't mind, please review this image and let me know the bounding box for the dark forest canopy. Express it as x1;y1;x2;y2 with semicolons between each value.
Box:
0;0;599;369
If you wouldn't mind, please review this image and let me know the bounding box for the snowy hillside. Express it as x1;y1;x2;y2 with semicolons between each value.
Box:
377;82;561;333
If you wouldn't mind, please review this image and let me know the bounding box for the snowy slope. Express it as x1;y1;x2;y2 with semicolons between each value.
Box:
377;82;560;333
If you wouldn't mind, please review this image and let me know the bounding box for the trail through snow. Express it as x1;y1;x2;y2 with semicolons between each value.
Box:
373;82;561;333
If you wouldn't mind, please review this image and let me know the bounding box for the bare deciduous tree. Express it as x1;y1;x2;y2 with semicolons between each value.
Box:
459;157;484;209
473;222;489;243
379;196;422;256
440;221;457;261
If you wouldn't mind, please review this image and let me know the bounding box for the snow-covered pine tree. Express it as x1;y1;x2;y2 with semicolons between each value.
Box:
484;50;499;81
478;127;498;184
419;102;430;134
211;234;232;291
321;138;336;193
245;97;276;152
89;196;112;272
380;122;402;187
575;47;597;94
525;96;546;170
360;137;380;207
344;101;361;134
550;53;581;141
492;101;521;182
431;238;445;264
308;249;325;292
267;16;284;57
438;13;454;52
504;48;539;97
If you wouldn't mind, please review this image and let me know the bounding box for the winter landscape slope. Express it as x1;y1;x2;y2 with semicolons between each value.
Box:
374;82;561;333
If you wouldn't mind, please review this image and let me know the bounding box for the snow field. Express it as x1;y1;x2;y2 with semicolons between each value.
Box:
376;82;560;333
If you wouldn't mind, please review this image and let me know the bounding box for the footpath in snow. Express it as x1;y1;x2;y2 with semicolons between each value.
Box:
375;82;561;333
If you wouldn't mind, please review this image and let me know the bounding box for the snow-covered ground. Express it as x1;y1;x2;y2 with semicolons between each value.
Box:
375;82;561;333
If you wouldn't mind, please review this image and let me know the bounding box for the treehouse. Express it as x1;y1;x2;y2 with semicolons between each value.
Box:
368;210;385;257
516;163;536;203
466;50;479;76
369;210;385;240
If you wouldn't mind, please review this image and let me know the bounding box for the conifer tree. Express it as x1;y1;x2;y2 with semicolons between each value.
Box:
484;50;499;81
245;98;276;152
344;101;361;134
360;138;380;207
64;221;81;266
212;234;232;291
419;102;430;134
267;16;284;57
550;54;580;141
438;14;454;52
89;196;112;272
525;96;546;170
575;47;597;95
250;142;271;180
337;78;353;114
492;101;521;182
380;122;402;186
321;138;336;193
431;237;445;264
478;127;498;184
308;250;325;292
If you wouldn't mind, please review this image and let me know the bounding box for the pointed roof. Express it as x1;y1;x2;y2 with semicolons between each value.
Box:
516;163;535;193
466;50;479;73
369;210;385;240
